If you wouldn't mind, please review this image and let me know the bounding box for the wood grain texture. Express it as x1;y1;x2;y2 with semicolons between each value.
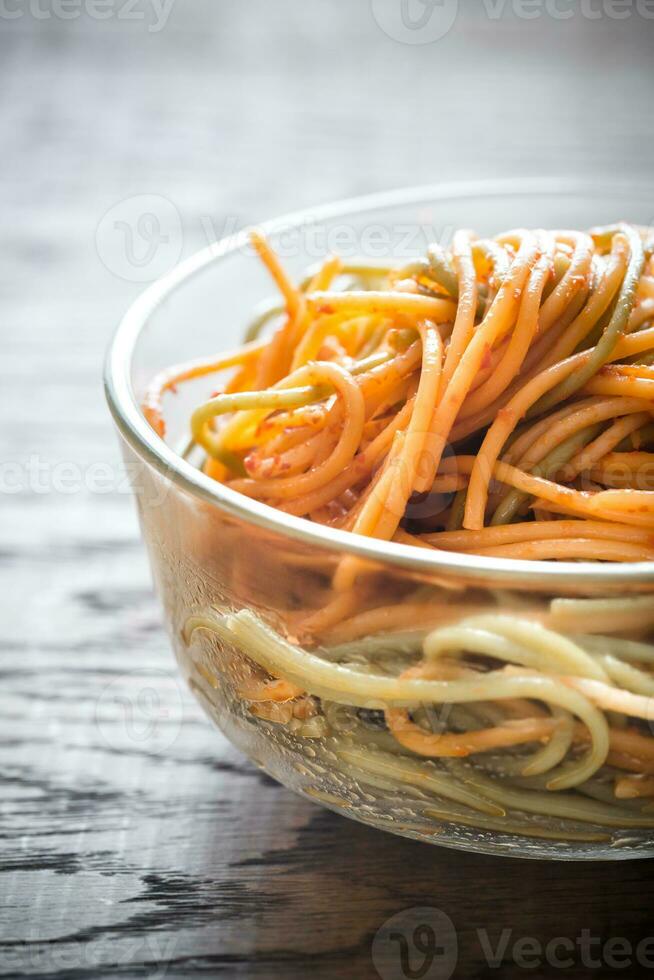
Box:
2;2;654;977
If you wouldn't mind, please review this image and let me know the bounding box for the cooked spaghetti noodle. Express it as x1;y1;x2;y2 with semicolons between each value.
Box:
144;224;654;842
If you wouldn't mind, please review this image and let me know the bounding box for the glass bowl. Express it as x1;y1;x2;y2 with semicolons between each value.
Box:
105;179;654;860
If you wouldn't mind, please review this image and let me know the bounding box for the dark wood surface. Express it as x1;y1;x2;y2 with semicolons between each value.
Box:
2;3;654;978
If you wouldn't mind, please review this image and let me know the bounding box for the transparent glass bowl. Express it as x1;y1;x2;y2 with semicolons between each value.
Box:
105;179;654;859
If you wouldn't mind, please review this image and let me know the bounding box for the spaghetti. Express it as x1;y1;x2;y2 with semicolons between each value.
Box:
144;223;654;555
144;224;654;841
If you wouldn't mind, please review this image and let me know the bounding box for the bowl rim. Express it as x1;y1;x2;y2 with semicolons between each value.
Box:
104;176;654;587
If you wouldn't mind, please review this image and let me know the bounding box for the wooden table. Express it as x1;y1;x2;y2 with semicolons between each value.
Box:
2;4;654;977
